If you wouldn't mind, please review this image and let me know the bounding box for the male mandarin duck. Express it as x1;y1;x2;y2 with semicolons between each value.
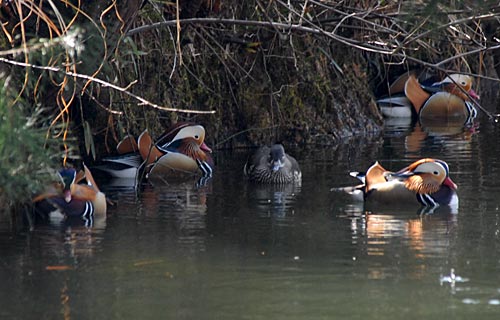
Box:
342;158;458;208
98;123;214;180
138;123;214;178
378;72;479;123
244;144;302;184
33;164;107;219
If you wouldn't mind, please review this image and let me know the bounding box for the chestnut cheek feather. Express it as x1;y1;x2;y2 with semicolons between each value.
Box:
405;175;441;194
405;176;424;193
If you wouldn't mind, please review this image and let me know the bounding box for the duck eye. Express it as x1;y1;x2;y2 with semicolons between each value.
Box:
461;81;466;85
433;171;439;175
195;135;199;139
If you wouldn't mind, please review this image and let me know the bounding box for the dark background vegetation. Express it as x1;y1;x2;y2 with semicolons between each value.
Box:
1;0;500;214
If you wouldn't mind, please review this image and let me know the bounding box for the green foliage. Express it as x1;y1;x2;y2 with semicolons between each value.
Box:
0;80;58;214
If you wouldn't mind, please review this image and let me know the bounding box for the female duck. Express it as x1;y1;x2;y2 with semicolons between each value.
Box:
244;144;301;184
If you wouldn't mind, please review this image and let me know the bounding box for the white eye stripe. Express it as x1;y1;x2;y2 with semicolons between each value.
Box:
434;160;450;176
414;161;449;177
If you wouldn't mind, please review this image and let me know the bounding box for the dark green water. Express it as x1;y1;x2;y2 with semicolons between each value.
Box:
1;119;500;319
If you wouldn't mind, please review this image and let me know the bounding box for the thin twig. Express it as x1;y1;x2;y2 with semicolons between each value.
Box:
215;125;280;147
126;17;393;54
0;57;216;114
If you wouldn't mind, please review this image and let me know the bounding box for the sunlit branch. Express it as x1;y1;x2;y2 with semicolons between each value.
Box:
0;57;216;115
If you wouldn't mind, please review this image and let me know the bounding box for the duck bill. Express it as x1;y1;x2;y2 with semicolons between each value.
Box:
272;162;281;172
272;160;284;172
64;190;72;203
468;89;480;100
443;177;458;190
200;142;212;153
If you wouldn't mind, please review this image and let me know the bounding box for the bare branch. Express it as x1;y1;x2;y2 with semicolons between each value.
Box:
0;57;216;114
126;17;393;54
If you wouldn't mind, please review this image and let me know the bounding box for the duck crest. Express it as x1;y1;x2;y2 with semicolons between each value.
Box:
437;74;473;97
402;158;432;171
156;122;192;147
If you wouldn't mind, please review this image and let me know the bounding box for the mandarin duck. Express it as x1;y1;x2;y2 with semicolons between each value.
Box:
341;158;458;208
33;164;107;221
95;123;214;182
138;123;214;179
244;144;302;184
378;73;479;123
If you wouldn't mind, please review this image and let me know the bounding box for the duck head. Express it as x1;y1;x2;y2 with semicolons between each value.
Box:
391;158;457;194
159;125;212;165
270;144;286;172
57;168;77;203
140;124;214;178
163;124;212;154
436;74;480;101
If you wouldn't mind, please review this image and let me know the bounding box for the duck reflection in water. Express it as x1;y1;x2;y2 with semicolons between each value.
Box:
338;203;458;279
138;182;209;253
244;144;302;217
139;181;209;216
384;117;478;156
379;71;480;155
247;183;301;218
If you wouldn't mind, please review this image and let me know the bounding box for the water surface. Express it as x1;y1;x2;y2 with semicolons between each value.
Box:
1;118;500;319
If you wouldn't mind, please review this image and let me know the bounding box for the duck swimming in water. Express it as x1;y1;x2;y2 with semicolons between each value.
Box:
244;144;301;184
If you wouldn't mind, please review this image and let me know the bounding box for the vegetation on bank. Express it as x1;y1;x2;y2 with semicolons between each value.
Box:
1;0;499;216
0;79;59;217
